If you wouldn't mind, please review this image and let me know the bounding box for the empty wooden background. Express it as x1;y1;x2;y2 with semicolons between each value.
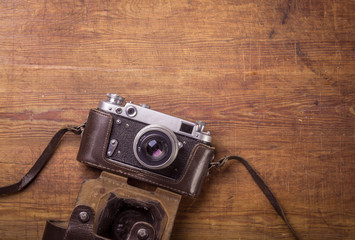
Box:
0;0;354;239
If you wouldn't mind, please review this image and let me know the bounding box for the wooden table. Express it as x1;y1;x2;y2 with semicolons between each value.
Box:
0;1;354;239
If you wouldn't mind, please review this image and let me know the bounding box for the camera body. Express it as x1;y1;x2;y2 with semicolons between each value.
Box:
77;94;214;197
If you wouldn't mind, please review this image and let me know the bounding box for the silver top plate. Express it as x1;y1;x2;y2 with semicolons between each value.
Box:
98;98;212;143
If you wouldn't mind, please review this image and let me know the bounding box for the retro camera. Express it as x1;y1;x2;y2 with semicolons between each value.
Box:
42;93;215;240
77;93;214;197
43;94;214;240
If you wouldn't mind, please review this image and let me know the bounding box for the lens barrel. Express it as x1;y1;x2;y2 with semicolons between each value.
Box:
133;125;179;170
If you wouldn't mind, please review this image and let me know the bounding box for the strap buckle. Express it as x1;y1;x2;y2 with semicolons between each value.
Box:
208;156;229;170
68;122;86;135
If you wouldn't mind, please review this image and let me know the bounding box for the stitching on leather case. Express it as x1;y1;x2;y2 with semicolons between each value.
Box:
92;109;114;166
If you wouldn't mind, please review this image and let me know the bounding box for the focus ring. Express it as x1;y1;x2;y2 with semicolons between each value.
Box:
133;125;179;170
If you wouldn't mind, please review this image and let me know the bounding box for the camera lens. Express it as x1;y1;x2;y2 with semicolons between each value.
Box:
140;133;171;162
133;125;179;169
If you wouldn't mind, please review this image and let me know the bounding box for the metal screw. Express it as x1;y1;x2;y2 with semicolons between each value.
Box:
137;228;149;240
116;119;122;124
78;211;89;223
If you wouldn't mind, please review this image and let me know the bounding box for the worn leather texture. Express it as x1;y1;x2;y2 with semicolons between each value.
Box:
42;172;182;240
77;109;214;198
42;220;67;240
43;205;107;240
65;205;103;240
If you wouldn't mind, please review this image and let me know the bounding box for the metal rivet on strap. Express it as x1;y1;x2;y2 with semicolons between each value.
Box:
78;211;90;223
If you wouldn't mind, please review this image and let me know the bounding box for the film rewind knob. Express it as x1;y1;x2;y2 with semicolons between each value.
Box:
107;93;125;105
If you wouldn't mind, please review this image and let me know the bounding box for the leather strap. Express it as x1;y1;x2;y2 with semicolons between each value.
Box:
0;125;84;195
209;155;300;240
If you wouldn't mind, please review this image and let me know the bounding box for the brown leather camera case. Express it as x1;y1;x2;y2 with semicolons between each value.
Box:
77;109;214;198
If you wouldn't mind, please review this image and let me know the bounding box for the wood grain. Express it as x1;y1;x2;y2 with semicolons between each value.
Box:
0;0;354;239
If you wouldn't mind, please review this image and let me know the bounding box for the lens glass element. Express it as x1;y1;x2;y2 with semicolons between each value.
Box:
147;139;164;158
137;131;172;167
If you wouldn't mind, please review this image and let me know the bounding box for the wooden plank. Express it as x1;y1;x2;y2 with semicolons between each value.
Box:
0;0;354;239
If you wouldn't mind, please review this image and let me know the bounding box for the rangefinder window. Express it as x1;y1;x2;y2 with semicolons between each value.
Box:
180;122;194;134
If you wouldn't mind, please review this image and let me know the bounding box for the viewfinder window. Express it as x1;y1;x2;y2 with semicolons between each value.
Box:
180;122;194;134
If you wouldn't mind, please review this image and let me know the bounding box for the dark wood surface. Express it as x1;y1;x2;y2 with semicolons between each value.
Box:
0;0;354;239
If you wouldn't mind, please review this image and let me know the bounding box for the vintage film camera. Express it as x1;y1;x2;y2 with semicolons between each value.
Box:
77;94;214;198
43;94;215;240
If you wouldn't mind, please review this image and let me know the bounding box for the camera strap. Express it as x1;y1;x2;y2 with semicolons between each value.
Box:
209;155;300;240
0;125;300;239
0;124;85;195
